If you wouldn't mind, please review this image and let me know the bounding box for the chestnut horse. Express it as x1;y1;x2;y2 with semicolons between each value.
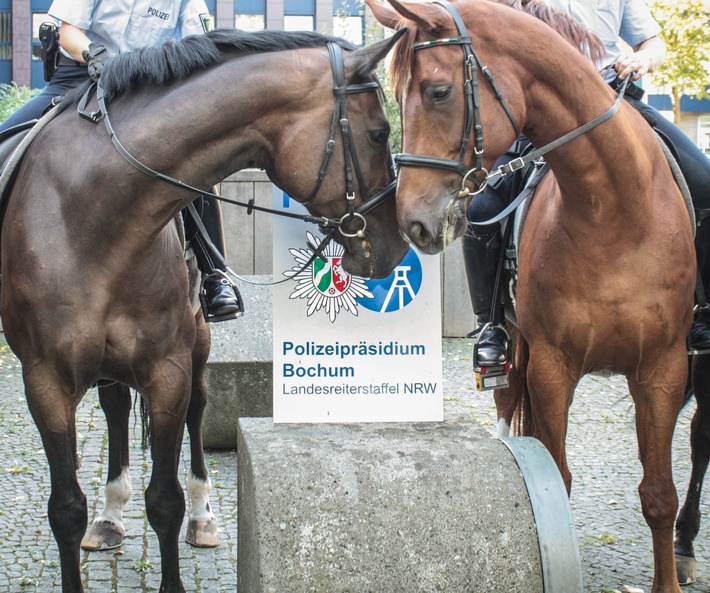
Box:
0;29;407;593
368;0;695;591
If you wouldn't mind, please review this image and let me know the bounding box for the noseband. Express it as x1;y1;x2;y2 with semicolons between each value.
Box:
395;0;629;200
78;41;395;241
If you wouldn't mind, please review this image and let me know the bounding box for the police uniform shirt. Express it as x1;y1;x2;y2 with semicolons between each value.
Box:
542;0;661;79
48;0;210;57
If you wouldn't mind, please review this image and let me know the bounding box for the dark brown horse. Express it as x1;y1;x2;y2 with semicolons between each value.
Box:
0;29;408;593
368;1;695;591
675;353;710;584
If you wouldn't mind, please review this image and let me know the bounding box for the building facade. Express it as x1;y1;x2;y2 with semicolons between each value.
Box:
0;0;366;89
648;92;710;158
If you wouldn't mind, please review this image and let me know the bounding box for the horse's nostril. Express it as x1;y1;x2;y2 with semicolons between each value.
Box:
408;221;428;246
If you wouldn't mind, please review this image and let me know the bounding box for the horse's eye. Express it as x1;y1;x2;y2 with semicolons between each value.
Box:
429;86;452;102
369;129;389;146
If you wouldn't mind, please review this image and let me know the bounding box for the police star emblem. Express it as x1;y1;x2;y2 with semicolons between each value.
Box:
284;231;373;322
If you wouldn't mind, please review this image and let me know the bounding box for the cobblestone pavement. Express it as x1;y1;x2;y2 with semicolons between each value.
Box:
443;338;710;593
0;337;238;593
0;336;708;592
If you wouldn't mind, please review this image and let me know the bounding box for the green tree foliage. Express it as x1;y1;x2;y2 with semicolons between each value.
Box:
649;0;710;123
0;83;40;124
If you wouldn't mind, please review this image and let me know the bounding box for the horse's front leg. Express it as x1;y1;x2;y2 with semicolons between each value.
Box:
628;355;686;593
185;315;219;548
144;362;191;593
82;382;132;551
675;354;710;584
25;369;88;593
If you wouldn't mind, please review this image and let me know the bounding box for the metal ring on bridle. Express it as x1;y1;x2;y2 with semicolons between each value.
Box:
460;166;489;197
338;212;367;238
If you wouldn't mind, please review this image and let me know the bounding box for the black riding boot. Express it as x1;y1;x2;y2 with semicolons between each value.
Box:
184;196;243;322
689;217;710;351
462;230;508;364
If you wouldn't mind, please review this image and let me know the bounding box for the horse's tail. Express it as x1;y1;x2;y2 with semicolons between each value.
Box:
139;395;151;450
512;333;535;437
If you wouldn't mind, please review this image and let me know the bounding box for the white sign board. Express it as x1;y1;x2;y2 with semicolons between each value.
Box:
272;188;443;423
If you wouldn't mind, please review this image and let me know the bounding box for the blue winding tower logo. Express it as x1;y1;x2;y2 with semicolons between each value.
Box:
358;248;423;313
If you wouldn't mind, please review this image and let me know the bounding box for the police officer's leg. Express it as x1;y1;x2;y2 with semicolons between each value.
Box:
0;66;88;133
691;217;710;349
184;196;242;321
463;182;509;364
463;138;531;364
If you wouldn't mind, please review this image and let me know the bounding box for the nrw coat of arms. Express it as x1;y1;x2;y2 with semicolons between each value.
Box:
283;231;373;322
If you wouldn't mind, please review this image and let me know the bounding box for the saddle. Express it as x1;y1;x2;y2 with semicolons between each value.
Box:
0;97;73;216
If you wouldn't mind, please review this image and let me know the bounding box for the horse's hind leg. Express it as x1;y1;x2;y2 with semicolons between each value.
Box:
82;383;132;551
628;361;686;593
25;371;88;592
524;345;577;491
185;315;219;548
675;355;710;584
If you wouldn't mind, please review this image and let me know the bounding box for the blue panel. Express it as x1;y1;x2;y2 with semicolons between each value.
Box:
235;0;266;14
285;0;315;15
648;93;710;113
30;0;53;11
204;0;216;10
681;94;710;113
648;94;672;111
0;60;10;85
0;1;10;10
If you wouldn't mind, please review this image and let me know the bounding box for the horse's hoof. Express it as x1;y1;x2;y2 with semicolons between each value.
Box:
676;554;697;585
81;521;125;551
185;519;220;548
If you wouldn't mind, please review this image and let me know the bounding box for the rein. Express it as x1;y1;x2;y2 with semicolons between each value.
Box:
77;41;395;243
396;0;629;200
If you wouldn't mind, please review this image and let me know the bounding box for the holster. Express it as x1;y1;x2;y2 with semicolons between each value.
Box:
39;22;59;82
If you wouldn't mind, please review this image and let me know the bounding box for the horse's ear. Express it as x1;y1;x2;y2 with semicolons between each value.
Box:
365;0;403;30
368;0;451;34
349;28;407;77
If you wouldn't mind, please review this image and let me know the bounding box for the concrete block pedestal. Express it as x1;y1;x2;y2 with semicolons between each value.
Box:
202;276;273;449
237;418;582;593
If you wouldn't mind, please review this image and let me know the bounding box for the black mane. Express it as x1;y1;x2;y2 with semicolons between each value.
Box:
59;28;355;109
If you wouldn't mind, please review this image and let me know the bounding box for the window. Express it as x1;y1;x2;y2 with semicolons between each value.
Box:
285;0;315;31
284;15;314;31
0;11;10;60
333;0;363;44
235;0;265;31
699;116;710;158
235;14;265;31
333;15;363;45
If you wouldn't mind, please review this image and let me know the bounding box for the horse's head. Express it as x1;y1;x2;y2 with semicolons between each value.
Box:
269;34;409;279
367;0;525;254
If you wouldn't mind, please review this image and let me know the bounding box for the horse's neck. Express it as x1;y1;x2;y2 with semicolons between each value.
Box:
112;52;319;195
532;97;659;211
506;49;659;216
80;54;321;262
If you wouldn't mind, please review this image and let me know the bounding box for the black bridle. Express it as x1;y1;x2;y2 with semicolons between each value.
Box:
395;0;629;201
78;40;396;242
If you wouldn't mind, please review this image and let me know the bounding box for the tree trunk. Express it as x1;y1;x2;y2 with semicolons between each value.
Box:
672;85;683;126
